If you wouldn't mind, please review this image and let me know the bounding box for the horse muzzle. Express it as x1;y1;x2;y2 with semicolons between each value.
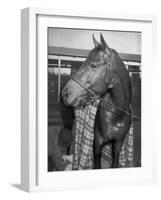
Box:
61;87;78;106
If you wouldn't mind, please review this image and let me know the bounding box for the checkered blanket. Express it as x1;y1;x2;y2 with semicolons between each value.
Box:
102;123;134;167
72;100;134;170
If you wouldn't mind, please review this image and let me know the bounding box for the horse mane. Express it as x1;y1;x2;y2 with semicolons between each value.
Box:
110;49;132;105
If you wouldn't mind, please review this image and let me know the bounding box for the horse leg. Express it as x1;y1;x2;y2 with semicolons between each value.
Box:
112;139;124;168
94;127;104;169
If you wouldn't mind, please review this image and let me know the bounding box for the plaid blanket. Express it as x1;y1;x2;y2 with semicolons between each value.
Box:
102;123;134;167
72;99;100;170
72;100;134;170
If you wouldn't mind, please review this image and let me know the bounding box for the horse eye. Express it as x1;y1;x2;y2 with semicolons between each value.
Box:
91;64;97;68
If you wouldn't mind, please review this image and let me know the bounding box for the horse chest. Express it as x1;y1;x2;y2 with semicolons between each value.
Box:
97;107;126;140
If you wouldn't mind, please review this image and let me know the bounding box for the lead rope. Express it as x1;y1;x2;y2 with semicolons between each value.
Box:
100;97;141;120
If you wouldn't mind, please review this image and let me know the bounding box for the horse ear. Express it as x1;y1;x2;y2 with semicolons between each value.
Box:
100;33;110;53
92;34;100;47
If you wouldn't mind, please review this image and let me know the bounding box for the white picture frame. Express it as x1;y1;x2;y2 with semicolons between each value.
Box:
21;7;157;192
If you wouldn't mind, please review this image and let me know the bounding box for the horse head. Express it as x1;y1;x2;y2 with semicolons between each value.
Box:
62;33;131;107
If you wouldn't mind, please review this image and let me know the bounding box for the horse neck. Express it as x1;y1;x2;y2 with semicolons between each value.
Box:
105;81;129;117
111;83;126;106
109;53;131;113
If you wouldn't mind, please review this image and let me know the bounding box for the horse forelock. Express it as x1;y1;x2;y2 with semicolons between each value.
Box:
87;45;105;61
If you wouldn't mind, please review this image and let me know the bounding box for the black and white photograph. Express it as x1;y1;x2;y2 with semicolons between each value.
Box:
47;28;141;172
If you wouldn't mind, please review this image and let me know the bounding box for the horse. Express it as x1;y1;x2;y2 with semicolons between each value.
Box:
61;33;132;168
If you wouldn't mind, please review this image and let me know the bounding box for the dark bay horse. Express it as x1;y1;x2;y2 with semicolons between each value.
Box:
61;34;132;168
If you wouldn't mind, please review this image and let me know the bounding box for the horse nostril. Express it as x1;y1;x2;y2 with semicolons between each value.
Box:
63;89;69;100
65;92;68;99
